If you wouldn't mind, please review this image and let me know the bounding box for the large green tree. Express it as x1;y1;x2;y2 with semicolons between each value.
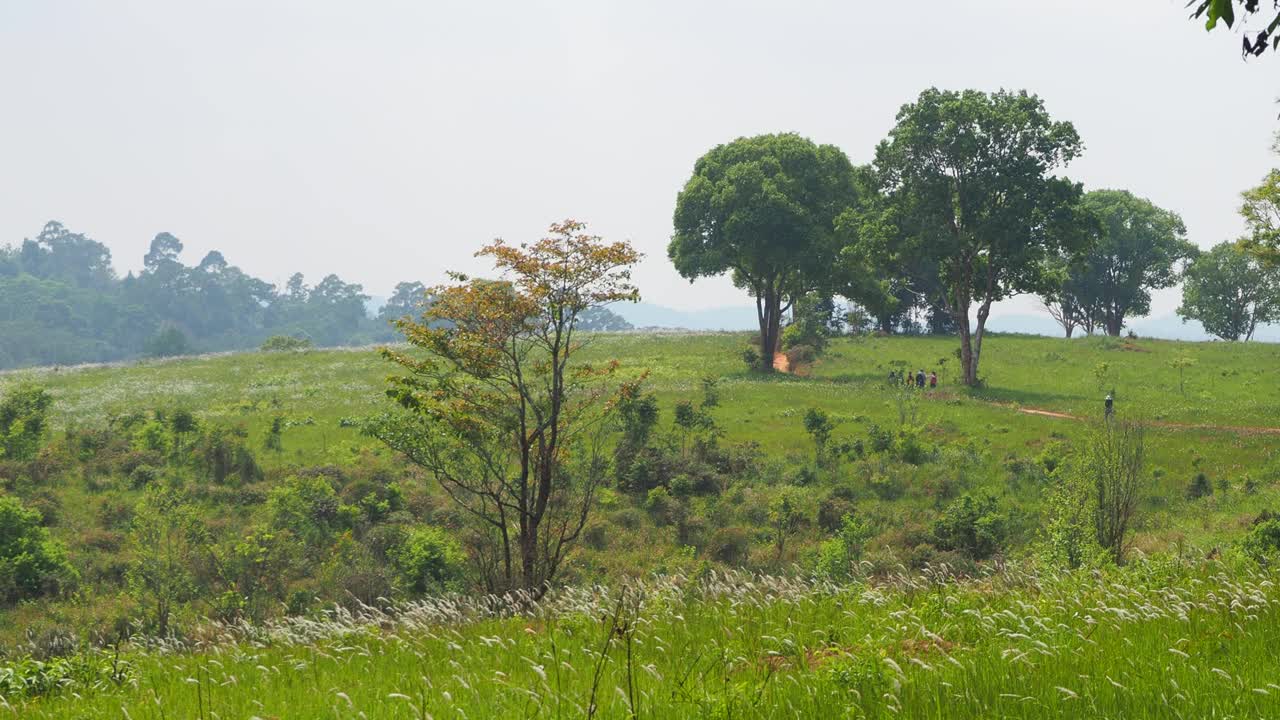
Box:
873;88;1088;385
1177;241;1280;340
1043;190;1197;337
1240;168;1280;269
669;133;859;372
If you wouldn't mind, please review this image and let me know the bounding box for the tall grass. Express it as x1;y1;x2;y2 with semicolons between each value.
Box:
15;556;1280;719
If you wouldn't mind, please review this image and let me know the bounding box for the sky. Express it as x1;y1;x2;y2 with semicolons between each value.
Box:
1;0;1276;319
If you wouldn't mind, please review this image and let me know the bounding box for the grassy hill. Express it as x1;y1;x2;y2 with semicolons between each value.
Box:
3;332;1280;717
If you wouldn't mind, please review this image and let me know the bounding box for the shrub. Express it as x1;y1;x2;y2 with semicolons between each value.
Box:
785;344;817;367
706;526;752;566
192;425;262;485
1187;472;1213;500
645;487;683;527
700;375;720;407
866;424;894;454
260;335;313;352
267;475;353;552
742;346;760;370
0;496;78;601
320;534;394;609
1038;441;1070;475
390;526;466;595
1243;512;1280;563
818;491;857;533
868;472;904;501
768;487;807;559
803;408;834;466
0;384;52;462
1041;472;1106;570
128;464;160;489
0;653;132;701
894;426;934;466
126;487;209;635
582;520;610;550
813;513;874;581
1083;421;1147;563
932;493;1007;560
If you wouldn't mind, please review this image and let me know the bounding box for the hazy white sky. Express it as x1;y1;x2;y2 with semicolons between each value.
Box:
1;1;1276;316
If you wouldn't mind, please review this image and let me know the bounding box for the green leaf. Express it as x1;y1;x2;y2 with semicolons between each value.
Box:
1206;0;1236;29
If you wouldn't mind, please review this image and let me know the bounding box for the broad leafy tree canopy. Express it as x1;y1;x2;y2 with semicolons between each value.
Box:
1071;189;1198;335
670;133;859;370
873;88;1087;384
1178;241;1280;340
1241;168;1280;268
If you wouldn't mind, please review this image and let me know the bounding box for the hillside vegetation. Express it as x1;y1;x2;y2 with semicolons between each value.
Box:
2;332;1279;716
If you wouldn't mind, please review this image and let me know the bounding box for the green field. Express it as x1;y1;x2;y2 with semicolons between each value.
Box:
3;332;1280;718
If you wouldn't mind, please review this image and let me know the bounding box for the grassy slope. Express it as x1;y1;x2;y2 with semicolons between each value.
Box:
6;332;1280;718
5;332;1276;556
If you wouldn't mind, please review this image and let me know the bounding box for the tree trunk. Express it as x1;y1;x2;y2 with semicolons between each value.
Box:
520;530;537;594
1105;316;1123;337
756;286;783;372
957;312;976;386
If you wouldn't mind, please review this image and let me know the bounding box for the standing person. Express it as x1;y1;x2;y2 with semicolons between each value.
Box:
1104;392;1114;420
916;369;926;388
903;369;911;386
888;369;897;386
929;371;937;389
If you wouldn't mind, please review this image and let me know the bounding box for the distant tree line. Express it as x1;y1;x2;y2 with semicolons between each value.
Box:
0;222;417;368
0;222;635;371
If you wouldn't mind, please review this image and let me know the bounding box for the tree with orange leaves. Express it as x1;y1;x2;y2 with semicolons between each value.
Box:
367;221;642;596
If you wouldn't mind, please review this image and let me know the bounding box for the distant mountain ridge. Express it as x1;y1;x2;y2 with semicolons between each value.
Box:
611;302;757;330
611;302;1280;342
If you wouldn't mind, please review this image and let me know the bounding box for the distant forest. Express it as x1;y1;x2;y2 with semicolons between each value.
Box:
0;221;634;370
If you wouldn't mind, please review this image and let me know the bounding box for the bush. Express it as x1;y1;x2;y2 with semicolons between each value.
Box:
706;526;752;566
126;487;209;635
129;464;160;489
0;384;52;462
894;426;934;466
1242;511;1280;563
817;497;854;533
320;534;393;609
866;424;894;454
0;496;78;601
785;344;817;367
813;513;874;581
742;346;760;370
645;486;684;527
260;335;313;352
932;493;1007;561
390;526;466;595
267;475;354;552
192;425;262;485
803;408;834;466
1187;472;1213;500
868;472;904;501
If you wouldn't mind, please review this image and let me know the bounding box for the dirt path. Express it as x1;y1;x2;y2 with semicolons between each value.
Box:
1007;404;1280;436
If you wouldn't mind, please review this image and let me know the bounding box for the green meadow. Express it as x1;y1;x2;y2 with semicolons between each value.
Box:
3;331;1280;718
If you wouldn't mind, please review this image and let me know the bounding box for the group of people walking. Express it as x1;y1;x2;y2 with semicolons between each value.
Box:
889;367;937;389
